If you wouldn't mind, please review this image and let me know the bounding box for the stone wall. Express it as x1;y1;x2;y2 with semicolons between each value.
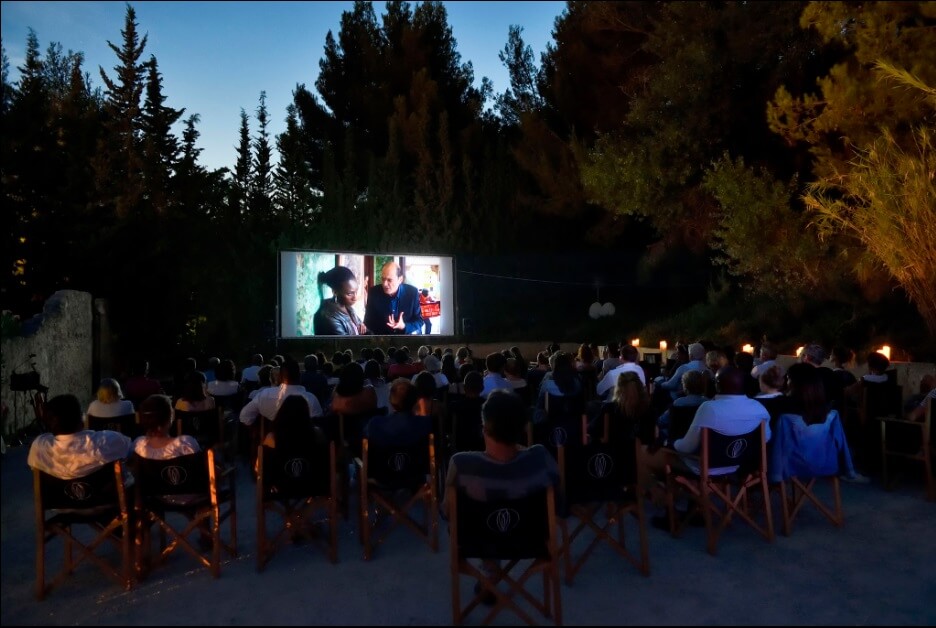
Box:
1;290;93;436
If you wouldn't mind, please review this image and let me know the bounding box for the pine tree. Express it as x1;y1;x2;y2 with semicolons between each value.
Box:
140;55;183;215
231;108;251;217
251;91;273;220
95;3;147;217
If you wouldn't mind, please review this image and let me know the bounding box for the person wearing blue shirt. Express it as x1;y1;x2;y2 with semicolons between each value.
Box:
363;262;424;335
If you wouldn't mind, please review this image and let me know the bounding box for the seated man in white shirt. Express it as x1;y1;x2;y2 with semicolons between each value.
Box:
28;393;132;480
239;358;323;427
480;352;513;399
596;344;645;400
654;342;707;400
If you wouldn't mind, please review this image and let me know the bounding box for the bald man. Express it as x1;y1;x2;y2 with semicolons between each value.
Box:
363;261;424;335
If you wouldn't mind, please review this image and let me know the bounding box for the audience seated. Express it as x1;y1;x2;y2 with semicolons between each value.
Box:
122;358;164;408
240;353;264;388
174;370;216;413
207;359;240;398
751;341;780;380
591;370;655;449
364;378;431;447
87;378;135;421
442;389;560;606
526;351;551;396
753;364;791;432
133;394;200;460
29;394;132;480
330;362;378;418
249;364;275;401
480;352;513;399
534;351;583;424
413;371;445;420
240;358;324;428
656;370;708;447
655;342;707;400
596;345;645;400
364;359;390;412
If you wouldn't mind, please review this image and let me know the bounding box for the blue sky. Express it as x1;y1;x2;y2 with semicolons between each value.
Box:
1;1;565;173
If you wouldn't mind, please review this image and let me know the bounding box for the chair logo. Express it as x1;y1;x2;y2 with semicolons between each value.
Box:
64;482;92;501
161;466;188;485
388;452;409;472
549;427;568;447
726;438;748;459
487;508;521;533
588;453;614;478
285;458;308;478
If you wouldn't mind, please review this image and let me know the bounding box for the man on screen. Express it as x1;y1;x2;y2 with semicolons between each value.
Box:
364;261;424;335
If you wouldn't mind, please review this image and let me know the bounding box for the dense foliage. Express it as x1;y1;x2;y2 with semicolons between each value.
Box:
2;1;933;369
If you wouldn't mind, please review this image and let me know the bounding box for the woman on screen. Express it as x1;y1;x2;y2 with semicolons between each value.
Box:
313;266;366;335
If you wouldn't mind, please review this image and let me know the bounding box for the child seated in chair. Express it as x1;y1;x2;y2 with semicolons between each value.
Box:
133;394;200;461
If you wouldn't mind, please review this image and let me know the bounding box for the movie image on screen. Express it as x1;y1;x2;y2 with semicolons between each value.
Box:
279;250;455;338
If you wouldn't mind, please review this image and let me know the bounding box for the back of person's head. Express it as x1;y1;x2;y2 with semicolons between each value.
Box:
481;390;527;446
372;347;386;364
606;342;620;358
536;351;550;366
688;342;706;361
332;351;346;366
682;369;707;396
714;366;745;395
361;347;373;362
803;343;826;366
280;357;301;384
612;371;649;418
181;369;207;401
551;351;578;394
866;351;890;374
364;359;382;382
705;350;726;371
274;354;286;367
423;355;442;374
395;348;411;365
257;364;273;387
759;364;785;392
387;346;398;361
45;394;84;435
184;357;198;372
577;343;594;364
207;356;221;370
734;351;754;372
485;352;506;375
457;362;475;383
273;394;316;446
786;365;827;424
441;354;457;379
417;345;431;360
463;370;484;396
96;378;124;404
919;373;936;395
414;371;437;399
217;359;236;382
138;394;173;434
831;346;854;367
336;361;366;396
759;342;777;361
388;378;418;413
620;345;639;364
456;346;470;361
785;362;815;394
130;358;150;377
251;353;264;366
676;343;689;360
304;353;319;372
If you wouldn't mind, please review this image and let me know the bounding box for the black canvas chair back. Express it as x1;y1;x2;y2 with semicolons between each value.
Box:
337;407;387;459
87;413;138;438
557;435;650;583
862;382;902;420
175;408;223;450
705;426;763;475
366;437;432;491
448;485;562;625
448;396;485;453
33;461;132;600
667;404;700;445
133;449;237;578
257;440;339;568
454;489;551;561
546;392;584;422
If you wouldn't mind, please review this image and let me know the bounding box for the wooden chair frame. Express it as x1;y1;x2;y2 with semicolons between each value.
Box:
448;485;563;626
33;460;132;600
664;422;774;555
133;448;237;579
256;440;339;570
356;434;439;560
557;434;649;585
880;397;934;501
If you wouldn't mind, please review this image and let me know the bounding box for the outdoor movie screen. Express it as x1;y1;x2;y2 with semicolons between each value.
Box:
278;250;456;338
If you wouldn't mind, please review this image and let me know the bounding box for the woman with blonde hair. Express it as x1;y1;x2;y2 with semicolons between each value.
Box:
590;371;654;445
87;378;135;419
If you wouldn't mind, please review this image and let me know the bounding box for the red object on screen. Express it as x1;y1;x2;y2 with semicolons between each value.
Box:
420;302;441;318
